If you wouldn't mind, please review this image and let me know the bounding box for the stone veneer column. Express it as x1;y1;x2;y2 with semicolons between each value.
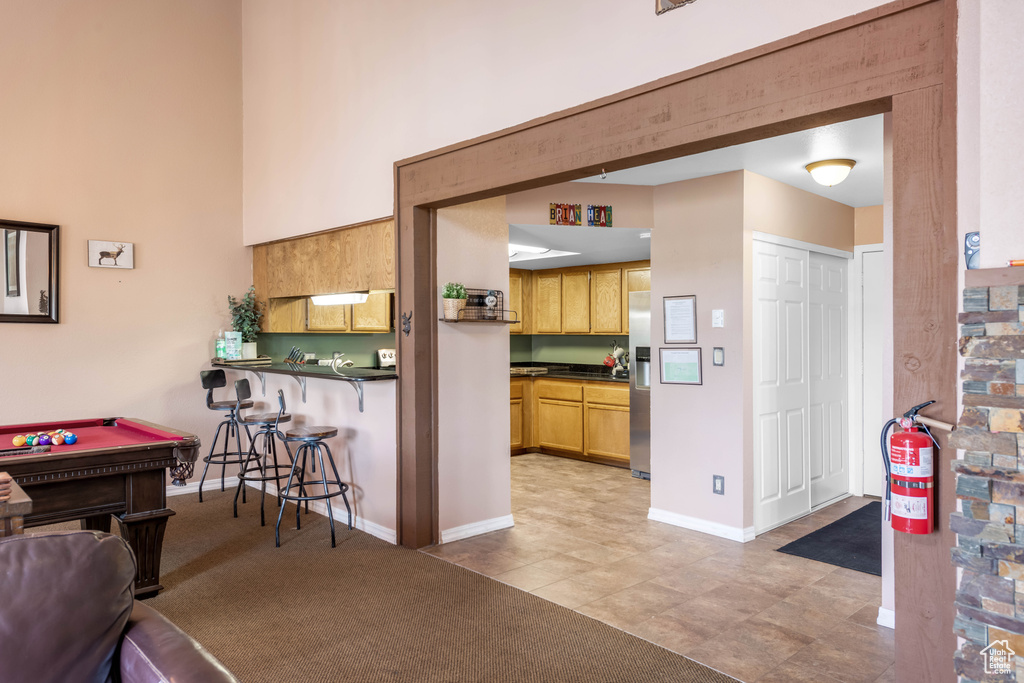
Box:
952;272;1024;682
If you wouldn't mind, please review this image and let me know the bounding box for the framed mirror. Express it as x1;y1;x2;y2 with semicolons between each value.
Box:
0;219;59;324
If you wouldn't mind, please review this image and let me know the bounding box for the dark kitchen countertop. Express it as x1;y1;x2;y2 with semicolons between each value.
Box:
212;362;397;382
510;362;629;384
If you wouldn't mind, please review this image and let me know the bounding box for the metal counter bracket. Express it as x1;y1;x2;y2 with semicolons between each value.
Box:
245;370;267;397
292;375;307;403
350;382;364;413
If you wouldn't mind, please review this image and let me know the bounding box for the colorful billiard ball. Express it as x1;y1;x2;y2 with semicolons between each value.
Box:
38;435;51;446
63;433;78;445
12;435;25;447
51;435;64;446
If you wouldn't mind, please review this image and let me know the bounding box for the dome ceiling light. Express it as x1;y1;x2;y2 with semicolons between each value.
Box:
805;159;856;187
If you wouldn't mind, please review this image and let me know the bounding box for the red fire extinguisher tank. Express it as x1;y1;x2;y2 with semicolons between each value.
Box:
889;421;934;534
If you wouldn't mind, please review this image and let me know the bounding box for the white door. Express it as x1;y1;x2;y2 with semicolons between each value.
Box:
809;252;849;506
753;241;810;532
861;250;886;497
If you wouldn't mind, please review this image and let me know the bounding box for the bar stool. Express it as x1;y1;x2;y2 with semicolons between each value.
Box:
276;424;352;547
233;382;295;526
197;369;254;502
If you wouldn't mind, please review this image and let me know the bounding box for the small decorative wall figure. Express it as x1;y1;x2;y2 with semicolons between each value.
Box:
88;240;134;269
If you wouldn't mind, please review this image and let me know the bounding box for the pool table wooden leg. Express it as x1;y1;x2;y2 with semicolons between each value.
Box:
121;508;175;598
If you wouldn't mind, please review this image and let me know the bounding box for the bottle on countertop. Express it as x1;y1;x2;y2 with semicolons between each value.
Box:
215;330;226;359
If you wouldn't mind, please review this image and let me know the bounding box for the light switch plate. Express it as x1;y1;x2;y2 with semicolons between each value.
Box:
712;309;725;328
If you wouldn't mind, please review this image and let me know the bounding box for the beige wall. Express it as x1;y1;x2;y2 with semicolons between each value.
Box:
743;172;855;252
240;0;892;245
960;0;1024;267
855;205;884;246
436;198;513;537
0;1;249;445
506;182;655;229
650;172;747;532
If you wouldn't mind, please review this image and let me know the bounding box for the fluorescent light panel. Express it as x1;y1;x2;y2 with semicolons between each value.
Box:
310;291;369;306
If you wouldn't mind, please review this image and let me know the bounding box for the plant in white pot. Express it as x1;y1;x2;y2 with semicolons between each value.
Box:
228;286;264;360
442;281;468;321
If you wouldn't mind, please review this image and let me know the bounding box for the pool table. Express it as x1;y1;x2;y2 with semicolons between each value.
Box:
0;417;200;597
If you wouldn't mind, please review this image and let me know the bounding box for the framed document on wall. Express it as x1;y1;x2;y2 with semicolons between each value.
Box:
663;295;696;344
660;347;702;385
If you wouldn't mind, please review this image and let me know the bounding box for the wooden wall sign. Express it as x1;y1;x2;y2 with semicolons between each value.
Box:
549;203;582;226
587;205;612;227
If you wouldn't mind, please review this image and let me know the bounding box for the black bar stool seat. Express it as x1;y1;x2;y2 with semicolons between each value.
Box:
233;383;296;526
276;424;352;547
197;369;253;502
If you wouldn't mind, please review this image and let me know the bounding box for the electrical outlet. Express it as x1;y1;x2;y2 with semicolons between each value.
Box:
713;475;725;495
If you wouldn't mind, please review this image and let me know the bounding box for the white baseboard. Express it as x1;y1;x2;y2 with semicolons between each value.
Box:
440;514;515;544
166;476;240;497
648;507;755;543
164;480;397;545
877;606;895;630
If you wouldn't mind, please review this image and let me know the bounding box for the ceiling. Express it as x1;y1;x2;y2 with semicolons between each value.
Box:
507;114;883;269
576;114;884;207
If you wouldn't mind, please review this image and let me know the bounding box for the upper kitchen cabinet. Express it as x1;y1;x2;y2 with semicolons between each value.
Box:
622;265;651;334
561;271;590;333
534;271;562;333
520;260;648;336
307;298;348;331
508;269;531;334
590;267;622;334
253;219;394;301
350;292;392;332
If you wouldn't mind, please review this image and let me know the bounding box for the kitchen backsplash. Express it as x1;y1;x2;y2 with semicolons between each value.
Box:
511;335;629;365
258;333;393;368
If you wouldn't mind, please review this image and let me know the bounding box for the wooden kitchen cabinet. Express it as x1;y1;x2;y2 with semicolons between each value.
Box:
622;265;651;334
508;269;531;334
583;384;630;463
561;271;590;333
591;267;622;334
351;292;392;332
534;271;562;333
535;379;584;453
268;297;308;333
307;299;349;331
514;378;630;466
518;260;648;337
251;218;394;318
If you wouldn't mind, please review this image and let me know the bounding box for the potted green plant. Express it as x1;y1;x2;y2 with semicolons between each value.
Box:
228;285;264;359
442;281;468;321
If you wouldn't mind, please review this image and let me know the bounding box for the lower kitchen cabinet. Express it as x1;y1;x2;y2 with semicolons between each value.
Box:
512;377;629;466
583;384;630;464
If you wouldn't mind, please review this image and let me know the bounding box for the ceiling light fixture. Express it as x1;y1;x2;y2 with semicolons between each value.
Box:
805;159;856;187
310;291;369;306
508;243;550;255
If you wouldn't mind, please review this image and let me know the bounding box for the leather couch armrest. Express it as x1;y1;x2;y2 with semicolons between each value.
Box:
119;601;238;683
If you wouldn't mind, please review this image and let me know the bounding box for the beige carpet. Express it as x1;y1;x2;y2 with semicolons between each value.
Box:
137;490;735;682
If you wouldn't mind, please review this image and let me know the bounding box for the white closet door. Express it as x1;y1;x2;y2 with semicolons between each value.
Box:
862;250;886;497
809;252;849;506
753;241;810;533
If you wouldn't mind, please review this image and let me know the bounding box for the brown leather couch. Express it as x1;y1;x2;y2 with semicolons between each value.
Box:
0;529;237;683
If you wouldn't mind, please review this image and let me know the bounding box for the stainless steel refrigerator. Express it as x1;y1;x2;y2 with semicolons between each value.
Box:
629;291;651;479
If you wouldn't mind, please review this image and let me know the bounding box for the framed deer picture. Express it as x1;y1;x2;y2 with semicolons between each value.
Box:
88;240;134;269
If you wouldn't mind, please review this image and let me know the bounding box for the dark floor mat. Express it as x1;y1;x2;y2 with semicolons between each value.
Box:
776;501;882;576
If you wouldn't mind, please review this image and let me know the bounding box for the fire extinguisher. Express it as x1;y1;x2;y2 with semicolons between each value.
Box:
880;400;953;535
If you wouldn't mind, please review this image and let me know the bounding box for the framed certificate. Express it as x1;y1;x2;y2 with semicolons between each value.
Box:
663;295;696;344
660;347;702;385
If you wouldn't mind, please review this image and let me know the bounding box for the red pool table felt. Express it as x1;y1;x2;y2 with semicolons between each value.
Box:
0;418;186;456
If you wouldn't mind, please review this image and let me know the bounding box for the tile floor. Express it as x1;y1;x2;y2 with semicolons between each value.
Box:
422;453;894;683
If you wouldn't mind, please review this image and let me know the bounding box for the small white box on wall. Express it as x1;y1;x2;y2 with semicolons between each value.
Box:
88;240;134;269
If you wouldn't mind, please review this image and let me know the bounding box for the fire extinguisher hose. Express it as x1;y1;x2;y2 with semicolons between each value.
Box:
880;418;898;521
